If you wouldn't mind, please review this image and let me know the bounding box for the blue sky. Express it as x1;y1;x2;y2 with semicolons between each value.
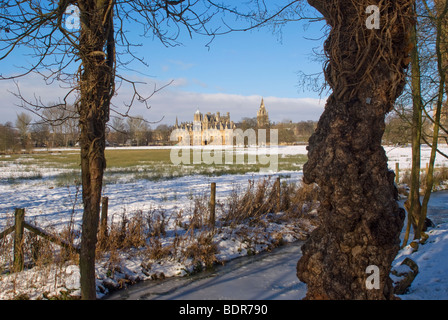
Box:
0;3;328;127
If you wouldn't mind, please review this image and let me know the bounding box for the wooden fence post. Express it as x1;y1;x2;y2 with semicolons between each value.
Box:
100;197;109;238
13;208;25;273
0;208;82;273
209;182;216;229
276;177;281;212
395;162;400;184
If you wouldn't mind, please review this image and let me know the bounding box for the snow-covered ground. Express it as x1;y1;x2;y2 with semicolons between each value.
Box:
385;145;448;169
104;190;448;301
0;146;310;299
106;195;448;301
394;190;448;300
0;145;448;300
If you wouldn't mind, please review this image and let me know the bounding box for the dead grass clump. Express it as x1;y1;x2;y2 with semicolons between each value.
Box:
183;232;217;271
399;165;448;193
100;208;154;252
285;182;320;217
425;166;448;190
0;219;14;273
221;177;319;228
145;236;172;261
189;195;208;230
223;178;278;226
58;225;80;263
147;207;169;237
122;210;146;248
25;233;54;267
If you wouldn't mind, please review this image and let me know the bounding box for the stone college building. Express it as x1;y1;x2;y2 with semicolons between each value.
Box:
172;98;269;146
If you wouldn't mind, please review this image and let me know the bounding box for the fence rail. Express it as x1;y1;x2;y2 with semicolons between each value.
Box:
0;208;80;273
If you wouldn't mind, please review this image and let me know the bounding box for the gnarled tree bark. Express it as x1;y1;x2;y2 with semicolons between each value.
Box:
78;0;115;300
297;0;414;299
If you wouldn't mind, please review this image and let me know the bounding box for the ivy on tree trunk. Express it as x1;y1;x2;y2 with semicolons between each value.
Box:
78;0;115;300
297;0;414;300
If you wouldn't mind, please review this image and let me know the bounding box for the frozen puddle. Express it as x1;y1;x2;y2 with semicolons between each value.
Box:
105;240;306;300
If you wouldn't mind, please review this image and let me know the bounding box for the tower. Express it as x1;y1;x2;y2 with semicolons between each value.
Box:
193;108;202;145
257;98;269;128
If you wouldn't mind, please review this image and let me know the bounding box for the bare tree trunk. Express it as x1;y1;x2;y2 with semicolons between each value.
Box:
297;0;413;299
78;0;115;300
403;8;423;247
417;0;448;240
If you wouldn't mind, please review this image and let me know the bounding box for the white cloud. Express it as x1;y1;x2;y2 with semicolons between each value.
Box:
0;74;76;123
0;74;326;127
112;81;326;127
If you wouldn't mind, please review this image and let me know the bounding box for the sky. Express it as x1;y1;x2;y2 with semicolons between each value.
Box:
0;2;328;128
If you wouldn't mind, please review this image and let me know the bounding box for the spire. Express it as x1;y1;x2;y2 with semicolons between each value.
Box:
175;116;178;128
257;97;269;128
258;97;267;115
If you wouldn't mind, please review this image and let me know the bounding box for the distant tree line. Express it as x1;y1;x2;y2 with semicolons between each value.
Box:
382;107;448;146
4;109;441;153
0;112;321;153
238;117;317;144
0;111;174;152
107;116;172;147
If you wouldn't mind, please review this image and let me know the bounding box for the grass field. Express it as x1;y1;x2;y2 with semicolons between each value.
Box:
0;147;308;186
